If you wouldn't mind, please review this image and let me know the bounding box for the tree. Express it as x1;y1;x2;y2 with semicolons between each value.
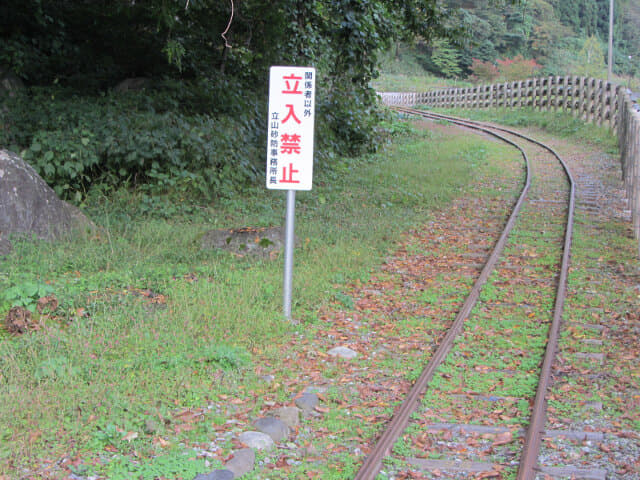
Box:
1;0;465;162
430;38;462;78
575;35;606;77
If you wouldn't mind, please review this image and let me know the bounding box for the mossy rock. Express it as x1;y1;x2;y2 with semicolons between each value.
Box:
201;226;290;259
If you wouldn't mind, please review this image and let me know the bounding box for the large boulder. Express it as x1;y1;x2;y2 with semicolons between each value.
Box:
0;149;92;256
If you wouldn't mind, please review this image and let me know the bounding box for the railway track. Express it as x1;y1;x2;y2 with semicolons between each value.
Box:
354;107;581;479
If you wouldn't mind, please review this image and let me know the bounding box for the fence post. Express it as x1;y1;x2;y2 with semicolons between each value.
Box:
596;79;604;126
612;85;620;132
546;76;552;111
578;76;585;120
587;77;595;123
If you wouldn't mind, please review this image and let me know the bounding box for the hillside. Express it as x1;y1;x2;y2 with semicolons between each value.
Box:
381;0;639;86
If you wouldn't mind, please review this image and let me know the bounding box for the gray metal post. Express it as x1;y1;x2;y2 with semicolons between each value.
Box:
283;189;296;319
608;0;614;82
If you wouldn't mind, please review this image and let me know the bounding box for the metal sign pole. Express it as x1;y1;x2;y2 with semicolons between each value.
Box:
283;189;296;319
266;65;315;320
607;0;614;82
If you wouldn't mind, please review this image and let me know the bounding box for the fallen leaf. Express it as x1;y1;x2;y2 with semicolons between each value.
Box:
475;471;500;479
153;437;170;448
492;430;513;446
37;295;58;314
123;431;138;442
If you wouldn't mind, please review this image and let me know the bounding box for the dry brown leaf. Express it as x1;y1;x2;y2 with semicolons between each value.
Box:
492;430;513;446
153;437;170;448
475;471;501;479
37;295;58;313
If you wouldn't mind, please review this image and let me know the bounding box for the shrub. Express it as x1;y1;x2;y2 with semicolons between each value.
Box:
496;55;542;81
469;58;499;84
0;85;263;200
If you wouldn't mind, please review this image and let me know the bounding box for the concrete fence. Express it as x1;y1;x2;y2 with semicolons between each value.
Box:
380;76;640;245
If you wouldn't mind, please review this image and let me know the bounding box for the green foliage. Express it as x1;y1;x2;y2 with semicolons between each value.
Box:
34;356;77;383
202;344;252;371
1;84;262;200
575;35;607;78
438;0;639;81
430;38;462;78
0;0;469;198
0;281;54;313
97;450;212;480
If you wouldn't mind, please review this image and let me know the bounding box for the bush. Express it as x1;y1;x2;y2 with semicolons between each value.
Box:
469;58;499;84
0;84;263;200
496;55;542;81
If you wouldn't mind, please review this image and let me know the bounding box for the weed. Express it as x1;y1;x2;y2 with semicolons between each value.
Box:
0;281;55;313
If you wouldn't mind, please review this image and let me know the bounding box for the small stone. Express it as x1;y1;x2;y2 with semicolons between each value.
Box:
274;406;300;428
193;470;234;480
252;416;289;442
295;392;319;413
225;448;255;478
327;346;358;359
238;431;275;451
260;375;275;383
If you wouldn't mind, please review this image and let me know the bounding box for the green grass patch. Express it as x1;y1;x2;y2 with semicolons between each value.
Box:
433;107;619;155
0;120;513;477
372;46;471;93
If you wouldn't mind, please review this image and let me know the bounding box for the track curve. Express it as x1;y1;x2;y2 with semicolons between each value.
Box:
354;107;575;480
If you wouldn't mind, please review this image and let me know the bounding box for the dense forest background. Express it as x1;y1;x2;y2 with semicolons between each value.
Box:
0;0;638;202
409;0;640;81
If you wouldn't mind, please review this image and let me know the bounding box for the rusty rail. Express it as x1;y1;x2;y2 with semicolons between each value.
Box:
353;107;575;480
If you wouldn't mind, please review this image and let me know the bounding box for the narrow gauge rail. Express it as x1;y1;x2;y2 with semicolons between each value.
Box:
354;108;576;480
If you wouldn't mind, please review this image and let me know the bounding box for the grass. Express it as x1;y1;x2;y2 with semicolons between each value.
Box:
435;107;619;154
0;120;505;478
372;45;471;93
